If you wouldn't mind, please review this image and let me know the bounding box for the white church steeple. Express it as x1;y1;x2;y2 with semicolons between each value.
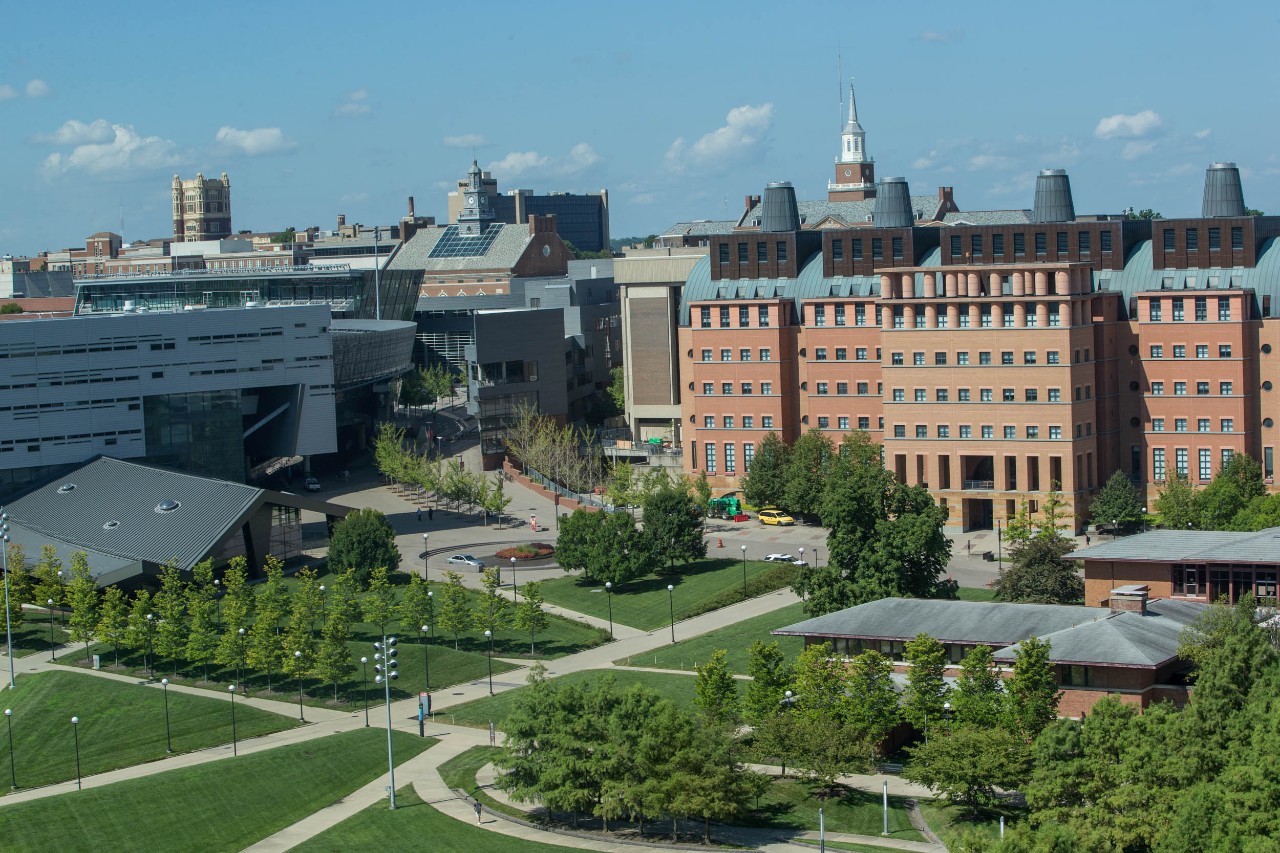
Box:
838;79;870;165
828;78;876;201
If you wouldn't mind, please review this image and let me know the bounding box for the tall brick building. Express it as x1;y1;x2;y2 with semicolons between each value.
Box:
677;162;1280;533
172;172;232;242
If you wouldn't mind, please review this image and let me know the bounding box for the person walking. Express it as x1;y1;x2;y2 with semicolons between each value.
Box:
417;507;422;522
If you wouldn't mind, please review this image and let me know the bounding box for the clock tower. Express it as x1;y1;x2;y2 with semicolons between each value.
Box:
458;159;495;236
828;79;876;202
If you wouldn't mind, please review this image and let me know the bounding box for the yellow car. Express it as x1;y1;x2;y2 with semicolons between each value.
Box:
758;509;796;526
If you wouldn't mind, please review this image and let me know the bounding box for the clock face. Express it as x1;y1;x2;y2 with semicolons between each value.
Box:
466;195;476;205
844;169;852;177
542;244;552;257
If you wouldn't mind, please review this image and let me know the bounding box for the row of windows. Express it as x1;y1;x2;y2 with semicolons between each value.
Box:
1152;447;1237;481
889;303;1067;329
699;305;772;328
718;241;790;265
809;304;881;326
1149;381;1234;396
699;347;780;362
811;381;878;395
889;349;1083;366
948;229;1114;259
700;441;755;474
702;414;790;430
700;381;774;395
1150;418;1235;433
1160;226;1244;253
828;236;902;262
891;423;1087;440
1147;296;1233;322
890;386;1078;403
1148;344;1234;359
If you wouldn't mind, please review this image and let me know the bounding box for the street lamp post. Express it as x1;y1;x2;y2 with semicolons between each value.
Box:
1;513;14;689
373;636;398;809
421;625;431;692
422;533;429;578
229;684;238;756
360;656;369;727
604;582;613;639
484;629;494;695
145;613;155;679
780;690;795;777
373;225;382;320
294;650;305;722
161;678;172;753
667;584;676;644
510;557;518;603
4;708;15;790
996;519;1003;564
47;598;56;662
814;545;820;567
1113;518;1119;539
70;716;81;791
236;627;246;687
319;584;327;626
740;545;748;600
799;547;805;567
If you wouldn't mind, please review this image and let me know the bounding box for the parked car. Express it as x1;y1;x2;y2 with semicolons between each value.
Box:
763;553;806;565
758;509;796;526
304;477;321;492
446;554;485;570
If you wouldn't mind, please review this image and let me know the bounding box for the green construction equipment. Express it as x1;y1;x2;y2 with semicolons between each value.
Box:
707;496;742;519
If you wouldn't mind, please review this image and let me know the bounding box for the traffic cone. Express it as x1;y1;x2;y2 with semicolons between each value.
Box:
717;538;724;548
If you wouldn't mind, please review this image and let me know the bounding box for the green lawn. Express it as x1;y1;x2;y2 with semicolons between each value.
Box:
0;729;430;851
442;668;742;728
1;670;299;792
795;839;908;852
438;744;531;821
294;784;580;852
615;601;808;673
957;586;998;602
538;558;792;631
3;621;71;658
742;776;922;840
919;799;1022;850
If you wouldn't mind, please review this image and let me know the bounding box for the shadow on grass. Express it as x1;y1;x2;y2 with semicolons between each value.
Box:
568;558;744;594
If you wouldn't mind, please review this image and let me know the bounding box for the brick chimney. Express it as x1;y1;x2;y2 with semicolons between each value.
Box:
938;186;956;214
1109;584;1149;614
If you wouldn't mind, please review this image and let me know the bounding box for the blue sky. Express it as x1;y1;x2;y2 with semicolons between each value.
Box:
3;0;1279;254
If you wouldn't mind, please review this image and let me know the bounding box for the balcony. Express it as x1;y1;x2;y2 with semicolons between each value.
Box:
962;480;995;491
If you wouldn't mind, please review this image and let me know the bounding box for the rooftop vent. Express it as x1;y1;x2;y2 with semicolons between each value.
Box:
1202;162;1246;218
155;500;181;514
873;177;913;228
56;483;76;494
1032;169;1076;223
102;521;120;530
759;182;800;233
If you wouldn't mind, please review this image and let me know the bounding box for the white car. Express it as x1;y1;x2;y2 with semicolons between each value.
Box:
763;553;807;565
304;477;321;492
447;554;485;570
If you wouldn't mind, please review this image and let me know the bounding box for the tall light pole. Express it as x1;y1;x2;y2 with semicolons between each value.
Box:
1;512;14;688
667;584;676;644
47;598;56;661
294;650;305;722
510;557;518;603
740;545;748;600
484;629;494;695
604;582;613;639
373;636;398;809
228;684;238;756
373;225;382;320
161;678;172;754
145;613;155;679
814;545;820;567
4;708;15;790
360;656;369;727
422;533;429;578
799;547;805;567
420;625;431;692
70;716;81;791
996;519;1002;564
236;627;246;687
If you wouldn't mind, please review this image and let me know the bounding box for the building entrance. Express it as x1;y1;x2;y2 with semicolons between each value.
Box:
964;498;994;531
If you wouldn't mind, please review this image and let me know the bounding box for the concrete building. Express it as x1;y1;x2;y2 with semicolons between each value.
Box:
0;256;74;298
172;172;232;242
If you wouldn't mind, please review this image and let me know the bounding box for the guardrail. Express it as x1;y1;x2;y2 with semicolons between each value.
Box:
962;480;995;490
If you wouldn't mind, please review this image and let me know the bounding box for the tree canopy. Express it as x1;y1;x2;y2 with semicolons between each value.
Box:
326;507;400;587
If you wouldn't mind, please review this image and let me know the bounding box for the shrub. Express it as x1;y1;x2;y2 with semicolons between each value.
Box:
495;542;555;560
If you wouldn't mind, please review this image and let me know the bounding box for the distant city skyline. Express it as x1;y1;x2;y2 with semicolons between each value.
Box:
2;0;1278;254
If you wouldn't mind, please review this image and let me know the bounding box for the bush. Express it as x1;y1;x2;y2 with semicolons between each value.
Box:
495;542;555;559
684;562;802;620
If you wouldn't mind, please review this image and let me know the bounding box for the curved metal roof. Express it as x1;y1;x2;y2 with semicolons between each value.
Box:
1093;237;1280;316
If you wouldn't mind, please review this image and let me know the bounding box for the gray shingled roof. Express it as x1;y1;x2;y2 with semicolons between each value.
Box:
992;598;1205;668
1066;527;1280;563
942;210;1033;226
660;220;738;238
741;196;944;228
6;457;261;573
387;224;532;272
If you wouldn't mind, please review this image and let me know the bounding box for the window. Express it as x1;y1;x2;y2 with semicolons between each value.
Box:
720;348;732;361
916;313;927;329
814;305;826;327
815;347;828;361
1153;448;1166;481
993;233;1005;255
1174;382;1187;396
1163;228;1175;251
1221;381;1233;395
1222;418;1234;432
957;351;970;365
979;351;992;365
704;415;714;427
817;382;829;395
892;307;905;329
1003;388;1016;402
741;382;753;395
1004;426;1017;439
1026;426;1039;438
1223;448;1235;469
722;382;733;395
1049;426;1062;439
916;425;928;438
855;347;867;361
1026;389;1039;402
759;306;770;327
701;348;712;361
1173;298;1185;322
777;242;788;262
1187;228;1199;251
1150;381;1164;396
835;305;846;326
893;388;905;401
852;238;863;260
1208;227;1221;251
735;306;748;328
760;348;771;362
1198;418;1210;432
1002;351;1014;365
700;307;711;328
705;443;716;472
914;352;926;366
1150;300;1162;322
1200;448;1213;481
817;416;829;429
960;425;972;438
937;389;949;402
980;388;993;402
892;237;903;260
856;381;868;395
737;242;748;263
1173;345;1186;359
1100;230;1113;253
1218;298;1231;321
1035;232;1047;255
855;304;866;326
1176;448;1189;477
757;241;768;262
892;351;904;365
1232;227;1244;250
981;308;992;328
951;235;962;257
1003;311;1015;328
832;240;844;262
1150;345;1163;358
743;416;754;428
723;416;734;428
872;237;883;260
720;306;731;327
959;388;971;401
1047;350;1060;365
744;443;755;469
836;347;848;361
982;425;994;439
915;389;927;402
1057;232;1068;254
1196;345;1209;359
842;416;853;430
971;234;983;258
762;415;773;428
1153;418;1165;432
1195;297;1207;321
1049;388;1061;402
1024;351;1037;365
837;382;849;395
1078;231;1091;254
1197;382;1210;395
718;244;729;264
938;425;950;438
1014;232;1026;255
740;348;751;361
761;382;773;395
702;382;713;395
894;425;906;437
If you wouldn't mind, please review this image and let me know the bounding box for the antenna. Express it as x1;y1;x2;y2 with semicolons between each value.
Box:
837;52;843;126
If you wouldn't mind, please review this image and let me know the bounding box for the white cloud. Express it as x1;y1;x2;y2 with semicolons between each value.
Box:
34;118;113;145
40;123;181;176
335;89;370;117
25;79;50;98
1094;110;1162;140
564;142;600;172
486;151;550;177
1121;140;1157;160
631;192;656;205
919;29;963;43
443;133;486;149
485;142;601;179
913;150;943;170
1194;128;1212;139
339;191;369;203
665;103;773;174
214;126;297;156
0;85;17;101
968;154;1014;171
985;172;1038;197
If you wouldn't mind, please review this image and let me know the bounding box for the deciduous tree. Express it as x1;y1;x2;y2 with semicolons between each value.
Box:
693;648;739;729
950;645;1003;728
1089;470;1146;533
513;580;549;655
96;585;129;667
326;507;400;587
904;723;1030;814
995;536;1084;604
1155;472;1199;530
361;566;399;637
437;571;473;649
1003;637;1060;740
741;432;790;511
65;552;98;665
783;429;835;519
743;640;791;726
901;633;950;737
641;480;706;572
153;561;188;675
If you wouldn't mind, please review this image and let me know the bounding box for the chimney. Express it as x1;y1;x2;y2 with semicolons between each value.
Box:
873;177;913;228
760;182;801;232
337;214;346;227
1032;169;1076;223
1202;162;1246;218
408;196;416;216
1108;584;1149;614
937;186;955;213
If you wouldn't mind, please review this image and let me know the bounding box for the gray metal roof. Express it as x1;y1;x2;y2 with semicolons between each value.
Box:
993;598;1206;668
660;220;739;238
387;223;533;272
741;196;944;228
330;318;418;333
1067;526;1280;564
942;209;1033;226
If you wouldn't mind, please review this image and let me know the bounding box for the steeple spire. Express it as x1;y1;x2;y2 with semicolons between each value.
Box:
837;78;869;165
845;79;862;133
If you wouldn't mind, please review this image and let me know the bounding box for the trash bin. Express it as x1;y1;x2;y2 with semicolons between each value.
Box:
982;551;995;562
92;654;101;670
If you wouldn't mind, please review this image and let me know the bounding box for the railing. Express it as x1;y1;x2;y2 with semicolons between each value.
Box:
962;479;995;490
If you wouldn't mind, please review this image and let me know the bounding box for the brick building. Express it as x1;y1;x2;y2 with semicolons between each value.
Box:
172;172;232;242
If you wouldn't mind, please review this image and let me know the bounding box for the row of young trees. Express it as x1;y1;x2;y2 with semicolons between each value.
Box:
503;402;605;494
743;431;953;617
374;423;512;523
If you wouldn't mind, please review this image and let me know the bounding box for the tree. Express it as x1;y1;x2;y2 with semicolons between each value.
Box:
1126;208;1163;220
901;633;949;737
398;573;433;638
32;544;65;616
995;536;1084;604
1198;453;1265;530
950;645;1003;728
96;585;129;667
783;429;835;518
1228;492;1280;532
313;614;356;702
903;724;1030;814
437;571;473;649
641;480;706;572
1089;471;1145;533
474;567;510;634
693;649;739;729
215;558;252;678
184;558;219;681
124;590;154;666
743;640;791;726
400;362;454;409
513;580;549;655
326;508;400;587
153;561;188;675
741;432;789;510
270;228;296;243
65;552;98;665
256;556;290;635
325;568;362;629
1155;473;1199;530
844;649;901;752
606;365;625;412
361;566;399;637
787;644;880;784
483;473;513;525
0;303;23;315
1003;637;1060;740
2;544;29;634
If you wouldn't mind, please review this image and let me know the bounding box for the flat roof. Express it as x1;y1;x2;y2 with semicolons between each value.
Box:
1067;527;1280;564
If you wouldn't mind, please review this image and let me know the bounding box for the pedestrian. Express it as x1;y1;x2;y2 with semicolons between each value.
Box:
428;507;434;521
1085;533;1091;546
965;539;971;555
417;507;422;522
473;800;483;823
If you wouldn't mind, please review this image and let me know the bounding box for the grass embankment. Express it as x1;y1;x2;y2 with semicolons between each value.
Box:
1;670;298;792
615;601;808;673
0;729;431;852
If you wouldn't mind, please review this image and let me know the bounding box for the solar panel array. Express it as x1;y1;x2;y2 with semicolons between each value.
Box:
427;224;503;259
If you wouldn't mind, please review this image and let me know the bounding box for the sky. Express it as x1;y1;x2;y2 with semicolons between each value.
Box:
3;0;1280;255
